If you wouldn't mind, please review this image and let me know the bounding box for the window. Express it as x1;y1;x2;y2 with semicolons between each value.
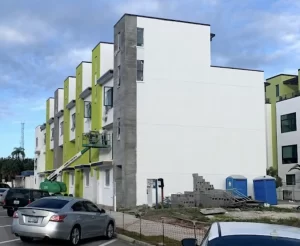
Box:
60;121;64;136
85;171;89;186
117;118;121;140
276;84;279;97
117;65;121;87
84;101;91;118
117;32;121;51
27;198;69;209
281;113;297;133
282;145;298;164
84;201;100;213
105;169;110;186
104;87;113;107
72;201;87;212
71;113;76;131
137;28;144;47
36;137;38;147
286;174;296;185
51;128;54;140
137;60;144;81
44;133;46;144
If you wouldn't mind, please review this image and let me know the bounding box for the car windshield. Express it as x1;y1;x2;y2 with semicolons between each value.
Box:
209;235;300;246
6;189;29;199
27;198;69;209
0;183;10;188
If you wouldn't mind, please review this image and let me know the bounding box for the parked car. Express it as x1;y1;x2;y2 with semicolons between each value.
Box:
0;183;10;188
0;188;9;206
3;188;50;216
181;222;300;246
11;196;115;245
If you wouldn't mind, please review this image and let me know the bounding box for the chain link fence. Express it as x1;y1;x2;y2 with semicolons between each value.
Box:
113;211;207;245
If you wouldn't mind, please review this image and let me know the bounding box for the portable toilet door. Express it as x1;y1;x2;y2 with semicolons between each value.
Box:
253;175;277;205
226;175;248;197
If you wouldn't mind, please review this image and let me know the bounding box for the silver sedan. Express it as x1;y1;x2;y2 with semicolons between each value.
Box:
11;196;115;245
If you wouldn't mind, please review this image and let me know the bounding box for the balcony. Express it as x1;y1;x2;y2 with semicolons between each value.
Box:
82;131;111;148
277;91;300;102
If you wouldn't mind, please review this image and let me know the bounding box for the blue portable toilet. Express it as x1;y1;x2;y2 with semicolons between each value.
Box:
253;175;277;205
226;175;248;197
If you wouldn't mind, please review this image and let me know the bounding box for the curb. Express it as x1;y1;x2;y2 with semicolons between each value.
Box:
117;234;154;246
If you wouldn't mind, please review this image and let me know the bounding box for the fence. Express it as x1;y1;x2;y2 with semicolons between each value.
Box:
277;182;300;202
111;211;207;245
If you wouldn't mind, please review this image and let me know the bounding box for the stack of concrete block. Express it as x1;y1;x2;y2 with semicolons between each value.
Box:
170;173;237;208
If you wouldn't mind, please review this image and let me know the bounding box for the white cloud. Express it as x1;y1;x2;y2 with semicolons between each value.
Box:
0;15;56;45
113;0;163;15
46;47;91;70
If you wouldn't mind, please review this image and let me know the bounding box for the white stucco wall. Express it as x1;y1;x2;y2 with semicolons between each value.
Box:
69;106;76;141
58;89;64;112
134;16;267;205
34;126;46;189
83;94;92;134
82;62;92;91
265;104;273;169
68;77;76;102
58;115;64;146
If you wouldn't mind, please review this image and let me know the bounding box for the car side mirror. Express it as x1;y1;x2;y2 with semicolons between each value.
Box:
100;208;106;214
181;238;198;246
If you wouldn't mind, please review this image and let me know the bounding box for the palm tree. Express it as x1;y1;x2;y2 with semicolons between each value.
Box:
11;147;25;160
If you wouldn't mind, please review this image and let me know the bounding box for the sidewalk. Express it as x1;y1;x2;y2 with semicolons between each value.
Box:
110;211;204;242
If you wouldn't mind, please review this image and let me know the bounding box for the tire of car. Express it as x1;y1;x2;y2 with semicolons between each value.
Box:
7;209;13;217
105;222;114;239
20;236;34;242
69;226;81;245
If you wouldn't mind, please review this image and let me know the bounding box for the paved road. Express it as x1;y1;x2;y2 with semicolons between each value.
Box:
0;208;130;246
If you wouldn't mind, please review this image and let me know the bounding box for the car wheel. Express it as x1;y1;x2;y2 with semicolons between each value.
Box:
20;236;34;242
69;226;81;245
105;222;114;239
7;209;13;217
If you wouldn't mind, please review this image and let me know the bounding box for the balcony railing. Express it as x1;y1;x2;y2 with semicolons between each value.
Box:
277;91;300;102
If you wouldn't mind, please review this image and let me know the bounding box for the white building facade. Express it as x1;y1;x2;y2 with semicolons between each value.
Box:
34;125;46;188
112;14;267;207
276;96;300;200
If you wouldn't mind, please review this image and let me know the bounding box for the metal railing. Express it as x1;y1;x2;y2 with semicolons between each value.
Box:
112;210;207;245
277;91;300;102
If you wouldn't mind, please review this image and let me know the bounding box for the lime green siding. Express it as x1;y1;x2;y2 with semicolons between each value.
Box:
266;74;298;169
63;77;76;164
45;99;54;171
91;44;103;162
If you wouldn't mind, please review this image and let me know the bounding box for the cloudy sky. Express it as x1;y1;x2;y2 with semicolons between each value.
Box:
0;0;298;158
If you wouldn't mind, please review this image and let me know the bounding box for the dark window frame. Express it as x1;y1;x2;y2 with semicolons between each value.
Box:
51;128;54;140
104;86;113;107
71;113;76;130
137;28;144;47
282;145;298;164
137;60;144;81
84;101;92;119
60;121;64;136
286;174;296;185
276;84;279;97
281;113;297;133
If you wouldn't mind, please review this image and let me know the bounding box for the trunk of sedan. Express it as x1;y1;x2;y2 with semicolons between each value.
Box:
17;207;60;227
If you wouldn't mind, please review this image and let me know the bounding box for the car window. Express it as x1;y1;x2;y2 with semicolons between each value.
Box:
32;190;42;199
0;183;10;188
72;202;87;212
200;226;210;246
84;201;100;213
6;189;30;199
42;191;50;197
27;198;69;209
0;189;7;193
